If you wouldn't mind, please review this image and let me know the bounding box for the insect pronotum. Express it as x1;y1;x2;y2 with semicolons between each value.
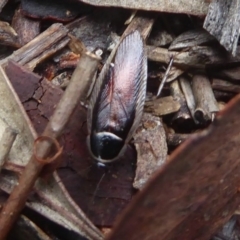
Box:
87;30;147;165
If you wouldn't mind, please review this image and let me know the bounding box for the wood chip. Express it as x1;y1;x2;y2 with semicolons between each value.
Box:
145;96;181;116
133;113;168;190
0;23;69;70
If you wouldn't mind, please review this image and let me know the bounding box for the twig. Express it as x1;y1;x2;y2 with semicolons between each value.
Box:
157;56;174;97
179;76;197;123
192;74;219;123
0;52;100;239
0;127;17;171
170;79;191;122
0;23;69;70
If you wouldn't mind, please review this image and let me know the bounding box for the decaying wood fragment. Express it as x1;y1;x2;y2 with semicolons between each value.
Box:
145;96;180;116
12;9;40;46
78;0;209;16
122;12;155;40
167;133;191;146
0;127;17;171
192;74;219;123
0;21;19;48
133;113;168;190
212;78;240;93
0;52;100;240
170;80;191;122
107;94;240;240
179;76;197;123
169;29;215;51
0;23;69;70
147;45;240;69
5;60;41;102
204;0;240;56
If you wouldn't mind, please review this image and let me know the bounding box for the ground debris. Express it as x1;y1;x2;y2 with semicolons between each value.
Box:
0;2;240;240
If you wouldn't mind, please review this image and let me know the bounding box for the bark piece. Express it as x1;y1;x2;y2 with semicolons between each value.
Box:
5;60;41;102
204;0;240;56
133;113;168;189
107;94;240;240
192;74;219;123
212;78;240;93
169;29;215;51
21;0;85;22
147;45;240;69
0;23;69;70
145;96;181;116
12;9;40;46
78;0;209;16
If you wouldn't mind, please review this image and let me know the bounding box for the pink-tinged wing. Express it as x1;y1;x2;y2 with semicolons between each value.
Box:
112;30;147;141
88;30;147;142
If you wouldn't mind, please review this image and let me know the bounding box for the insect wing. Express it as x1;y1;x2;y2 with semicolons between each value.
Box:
87;30;147;145
112;30;147;142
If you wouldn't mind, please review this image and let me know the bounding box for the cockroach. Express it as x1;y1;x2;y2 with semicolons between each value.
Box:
87;30;147;165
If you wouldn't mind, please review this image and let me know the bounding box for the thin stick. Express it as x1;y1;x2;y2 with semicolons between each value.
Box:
0;52;100;239
0;127;17;171
157;56;174;97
